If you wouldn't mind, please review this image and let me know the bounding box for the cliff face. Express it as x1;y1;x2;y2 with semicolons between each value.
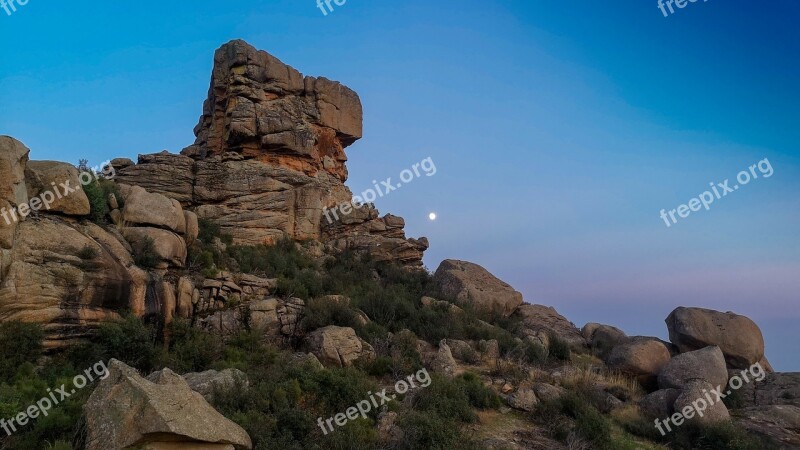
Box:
0;40;427;347
115;39;428;265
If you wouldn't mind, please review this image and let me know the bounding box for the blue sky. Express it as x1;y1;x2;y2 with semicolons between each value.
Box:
1;0;798;369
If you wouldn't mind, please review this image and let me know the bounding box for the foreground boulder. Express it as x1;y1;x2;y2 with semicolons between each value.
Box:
658;346;729;390
85;359;252;450
432;260;523;317
666;307;765;369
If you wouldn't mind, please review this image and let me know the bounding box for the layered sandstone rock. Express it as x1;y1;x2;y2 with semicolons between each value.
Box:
113;40;427;266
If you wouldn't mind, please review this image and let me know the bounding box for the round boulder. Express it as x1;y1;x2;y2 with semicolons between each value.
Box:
658;346;729;390
666;307;765;369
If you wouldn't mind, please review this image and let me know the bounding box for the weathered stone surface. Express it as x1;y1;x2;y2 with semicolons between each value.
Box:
0;137;30;248
25;161;91;216
515;304;585;348
736;372;800;409
673;380;731;426
666;307;765;369
607;337;672;390
85;360;252;450
124;227;187;268
184;210;199;244
306;325;374;367
638;389;680;419
508;387;539;412
532;383;566;403
736;405;800;448
432;260;523;317
121;185;186;232
145;40;426;266
431;339;458;377
582;323;627;354
658;346;729;390
181;368;249;403
176;276;194;318
0;218;145;348
115;152;195;202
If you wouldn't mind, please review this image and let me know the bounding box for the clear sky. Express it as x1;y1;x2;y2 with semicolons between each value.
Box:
1;0;798;369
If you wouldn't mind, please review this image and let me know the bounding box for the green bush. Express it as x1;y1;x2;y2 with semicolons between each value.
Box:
69;315;159;373
133;236;160;269
548;333;571;361
397;411;461;450
80;176;120;225
0;322;44;379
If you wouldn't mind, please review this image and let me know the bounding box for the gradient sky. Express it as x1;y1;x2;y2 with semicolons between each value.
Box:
1;1;798;369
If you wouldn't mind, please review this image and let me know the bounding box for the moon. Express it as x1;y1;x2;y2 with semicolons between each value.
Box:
428;212;437;221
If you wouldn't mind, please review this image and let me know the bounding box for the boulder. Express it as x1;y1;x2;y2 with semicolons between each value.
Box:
431;260;523;317
306;325;374;367
181;368;249;403
658;346;729;390
666;307;765;369
84;360;252;450
431;339;458;377
672;380;731;426
25;160;91;216
124;227;187;268
582;323;627;354
121;184;186;232
532;383;566;403
515;304;585;348
508;387;539;412
607;337;672;390
638;389;680;419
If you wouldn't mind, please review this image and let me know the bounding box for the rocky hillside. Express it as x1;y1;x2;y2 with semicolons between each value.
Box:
0;41;797;450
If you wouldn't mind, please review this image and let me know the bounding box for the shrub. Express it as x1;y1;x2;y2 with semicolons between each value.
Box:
133;236;159;268
69;316;159;373
0;322;44;379
397;411;461;450
548;333;572;361
302;297;361;332
457;372;501;409
411;375;477;423
77;245;98;260
81;177;120;224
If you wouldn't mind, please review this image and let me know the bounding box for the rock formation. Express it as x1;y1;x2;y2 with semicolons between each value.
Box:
114;39;428;266
85;359;252;450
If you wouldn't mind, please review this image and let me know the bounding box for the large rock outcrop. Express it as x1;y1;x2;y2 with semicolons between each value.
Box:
114;40;427;267
85;359;252;450
666;307;765;369
432;260;523;317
